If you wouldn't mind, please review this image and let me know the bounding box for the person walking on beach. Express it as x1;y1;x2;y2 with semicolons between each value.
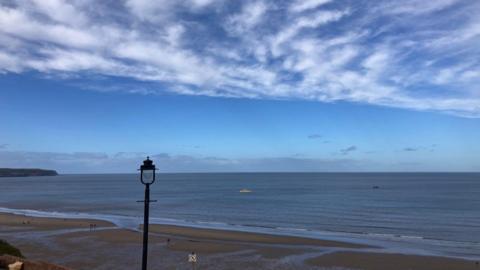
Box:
188;251;197;270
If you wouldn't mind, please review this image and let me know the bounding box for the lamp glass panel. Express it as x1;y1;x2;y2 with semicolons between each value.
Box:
142;169;154;184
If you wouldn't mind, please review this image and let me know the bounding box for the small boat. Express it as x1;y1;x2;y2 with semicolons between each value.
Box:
239;189;252;193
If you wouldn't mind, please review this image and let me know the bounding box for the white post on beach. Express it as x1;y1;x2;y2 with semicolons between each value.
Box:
188;252;197;270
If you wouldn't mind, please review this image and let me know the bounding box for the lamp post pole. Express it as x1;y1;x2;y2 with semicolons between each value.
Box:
138;157;157;270
142;183;150;270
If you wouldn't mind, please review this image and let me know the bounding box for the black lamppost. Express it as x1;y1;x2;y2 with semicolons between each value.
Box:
139;157;157;270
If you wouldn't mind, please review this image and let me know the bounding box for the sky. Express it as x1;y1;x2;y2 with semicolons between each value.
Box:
0;0;479;173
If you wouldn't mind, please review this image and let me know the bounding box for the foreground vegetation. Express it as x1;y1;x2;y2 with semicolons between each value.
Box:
0;239;23;258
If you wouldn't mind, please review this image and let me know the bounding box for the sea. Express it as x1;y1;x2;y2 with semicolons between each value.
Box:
0;173;479;260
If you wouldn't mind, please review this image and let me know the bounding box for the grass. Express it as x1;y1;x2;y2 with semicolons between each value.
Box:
0;239;23;258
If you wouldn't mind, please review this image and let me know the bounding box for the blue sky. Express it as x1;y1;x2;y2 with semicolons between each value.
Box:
0;0;479;172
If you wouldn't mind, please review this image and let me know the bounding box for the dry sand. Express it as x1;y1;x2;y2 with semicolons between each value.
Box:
1;213;478;270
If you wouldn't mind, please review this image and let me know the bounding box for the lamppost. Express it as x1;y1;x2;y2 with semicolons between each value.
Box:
139;157;157;270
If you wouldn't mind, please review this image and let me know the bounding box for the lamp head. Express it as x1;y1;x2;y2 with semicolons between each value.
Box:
140;156;156;185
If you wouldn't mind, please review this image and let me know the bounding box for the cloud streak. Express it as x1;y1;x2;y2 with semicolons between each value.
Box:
340;146;357;155
0;0;479;117
402;144;437;152
307;134;322;139
0;150;369;173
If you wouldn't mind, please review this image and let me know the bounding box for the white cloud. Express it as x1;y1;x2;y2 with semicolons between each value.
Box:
428;20;480;49
289;0;333;13
27;48;118;72
125;0;174;21
362;50;390;71
0;0;479;117
0;7;97;49
0;51;22;73
164;24;186;47
188;0;217;9
126;0;217;21
379;0;459;15
226;1;268;34
29;0;88;26
270;9;349;56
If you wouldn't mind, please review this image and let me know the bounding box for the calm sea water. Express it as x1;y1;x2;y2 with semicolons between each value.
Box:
1;173;479;259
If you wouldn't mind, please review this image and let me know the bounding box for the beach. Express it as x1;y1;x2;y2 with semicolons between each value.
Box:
1;213;478;270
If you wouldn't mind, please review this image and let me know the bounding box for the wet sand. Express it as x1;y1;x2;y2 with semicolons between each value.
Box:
0;213;114;231
1;213;478;270
148;224;370;248
307;251;480;270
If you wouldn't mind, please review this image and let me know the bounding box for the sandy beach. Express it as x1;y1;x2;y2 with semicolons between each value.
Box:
1;213;478;270
0;213;114;231
147;224;370;248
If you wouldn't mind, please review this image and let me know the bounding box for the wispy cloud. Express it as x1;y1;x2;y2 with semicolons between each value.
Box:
378;0;460;15
340;145;357;155
0;150;369;173
1;1;479;117
289;0;333;13
226;1;268;34
1;146;476;172
307;134;322;139
403;144;437;152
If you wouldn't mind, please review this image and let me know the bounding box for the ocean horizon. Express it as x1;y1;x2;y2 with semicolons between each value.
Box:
1;172;479;260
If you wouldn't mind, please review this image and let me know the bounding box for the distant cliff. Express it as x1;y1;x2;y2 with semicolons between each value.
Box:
0;168;58;177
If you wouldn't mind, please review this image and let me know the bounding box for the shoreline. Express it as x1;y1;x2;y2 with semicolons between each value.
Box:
1;212;479;269
147;224;371;248
1;207;479;261
0;212;366;249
